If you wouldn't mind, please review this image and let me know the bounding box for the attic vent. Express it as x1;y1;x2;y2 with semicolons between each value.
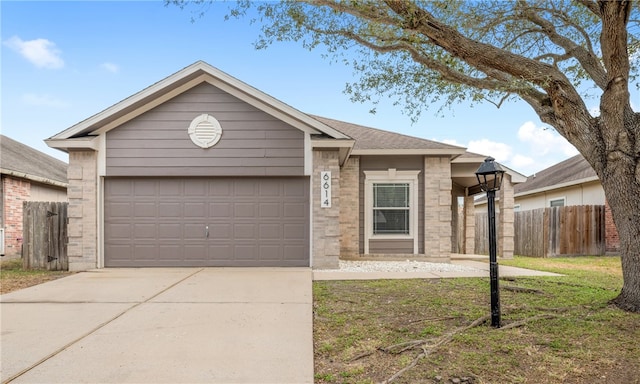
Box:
188;114;222;148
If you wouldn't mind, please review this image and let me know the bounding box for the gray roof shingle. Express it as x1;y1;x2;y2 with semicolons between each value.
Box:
310;115;465;151
515;154;596;195
1;135;68;185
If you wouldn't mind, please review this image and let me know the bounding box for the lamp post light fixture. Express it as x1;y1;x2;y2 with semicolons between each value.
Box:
475;157;505;328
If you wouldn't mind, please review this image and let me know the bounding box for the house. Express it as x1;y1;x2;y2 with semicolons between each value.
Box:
477;154;619;253
46;61;524;271
1;135;68;258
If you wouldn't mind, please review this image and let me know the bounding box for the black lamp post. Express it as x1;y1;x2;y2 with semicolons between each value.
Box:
475;157;505;328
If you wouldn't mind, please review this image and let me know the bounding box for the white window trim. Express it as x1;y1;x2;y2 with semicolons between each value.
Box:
364;169;420;254
549;197;566;207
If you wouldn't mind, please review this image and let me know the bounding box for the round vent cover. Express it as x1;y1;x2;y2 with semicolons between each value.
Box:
188;114;222;148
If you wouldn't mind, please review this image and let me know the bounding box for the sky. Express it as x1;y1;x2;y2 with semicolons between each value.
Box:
2;1;637;176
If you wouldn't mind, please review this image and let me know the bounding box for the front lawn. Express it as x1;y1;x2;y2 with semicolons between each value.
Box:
313;256;640;384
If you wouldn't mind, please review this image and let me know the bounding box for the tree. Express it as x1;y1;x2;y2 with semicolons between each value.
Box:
171;0;640;312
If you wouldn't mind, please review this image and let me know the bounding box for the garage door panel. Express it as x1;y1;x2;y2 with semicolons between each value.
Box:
284;203;306;218
105;177;309;267
234;203;256;217
184;203;207;217
158;203;182;218
234;224;256;239
158;224;182;239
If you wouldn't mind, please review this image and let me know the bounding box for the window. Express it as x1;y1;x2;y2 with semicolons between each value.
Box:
373;183;410;234
364;170;420;254
549;198;565;207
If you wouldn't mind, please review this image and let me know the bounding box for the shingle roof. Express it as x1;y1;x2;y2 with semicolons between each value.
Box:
1;135;68;185
310;115;465;152
515;154;597;195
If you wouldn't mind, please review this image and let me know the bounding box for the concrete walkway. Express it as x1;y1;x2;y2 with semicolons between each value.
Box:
1;268;313;384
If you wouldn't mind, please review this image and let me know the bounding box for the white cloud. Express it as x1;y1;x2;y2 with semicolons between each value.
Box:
511;154;535;169
3;36;64;69
101;62;119;73
466;139;512;163
22;93;69;108
517;121;578;157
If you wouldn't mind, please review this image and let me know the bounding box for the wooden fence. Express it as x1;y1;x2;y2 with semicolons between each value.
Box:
475;205;606;257
22;201;68;270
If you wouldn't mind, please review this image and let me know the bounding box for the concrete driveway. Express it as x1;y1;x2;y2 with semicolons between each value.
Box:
1;268;313;384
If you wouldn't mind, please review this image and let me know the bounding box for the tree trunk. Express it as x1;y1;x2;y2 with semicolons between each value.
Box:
597;135;640;312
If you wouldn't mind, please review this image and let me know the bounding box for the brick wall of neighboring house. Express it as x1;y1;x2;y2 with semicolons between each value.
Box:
604;200;620;254
2;175;31;258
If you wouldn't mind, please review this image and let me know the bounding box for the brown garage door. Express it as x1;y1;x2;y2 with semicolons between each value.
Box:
104;177;309;267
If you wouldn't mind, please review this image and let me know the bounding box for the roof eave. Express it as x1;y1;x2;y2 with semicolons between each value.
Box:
46;137;99;152
350;148;467;156
0;168;68;188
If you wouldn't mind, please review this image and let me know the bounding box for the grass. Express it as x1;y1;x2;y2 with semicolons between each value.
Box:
0;258;73;294
313;256;640;384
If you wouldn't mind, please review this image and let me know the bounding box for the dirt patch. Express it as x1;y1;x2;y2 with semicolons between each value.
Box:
0;259;73;294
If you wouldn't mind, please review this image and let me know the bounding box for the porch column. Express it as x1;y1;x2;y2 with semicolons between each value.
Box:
463;194;476;254
424;156;452;260
498;173;515;259
339;156;359;258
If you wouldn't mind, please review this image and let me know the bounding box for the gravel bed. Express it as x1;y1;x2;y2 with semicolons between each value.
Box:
316;260;483;273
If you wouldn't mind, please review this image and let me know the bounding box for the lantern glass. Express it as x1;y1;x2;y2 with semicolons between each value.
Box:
475;157;505;192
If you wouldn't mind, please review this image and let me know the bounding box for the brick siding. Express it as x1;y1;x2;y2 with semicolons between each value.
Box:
1;176;30;258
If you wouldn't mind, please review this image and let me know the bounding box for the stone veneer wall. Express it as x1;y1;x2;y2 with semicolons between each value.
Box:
339;156;359;258
463;195;475;254
67;151;98;271
312;150;340;269
498;173;515;259
424;157;452;259
1;176;30;258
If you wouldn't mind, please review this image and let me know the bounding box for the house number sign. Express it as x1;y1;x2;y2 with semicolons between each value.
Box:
320;171;331;208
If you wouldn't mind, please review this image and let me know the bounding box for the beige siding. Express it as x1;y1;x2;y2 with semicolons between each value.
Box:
515;181;605;210
106;83;304;177
28;182;67;202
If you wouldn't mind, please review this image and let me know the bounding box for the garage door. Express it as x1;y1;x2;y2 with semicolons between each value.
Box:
104;177;309;267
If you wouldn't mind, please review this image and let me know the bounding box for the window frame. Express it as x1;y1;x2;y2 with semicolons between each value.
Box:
549;197;566;207
364;169;420;254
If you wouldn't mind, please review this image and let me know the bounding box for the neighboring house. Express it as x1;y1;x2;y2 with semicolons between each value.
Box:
46;61;524;271
513;154;604;210
477;154;619;253
1;135;68;258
